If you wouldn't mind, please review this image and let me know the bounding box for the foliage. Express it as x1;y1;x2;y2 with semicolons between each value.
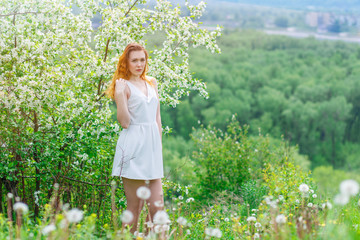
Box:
312;165;360;197
262;161;315;211
240;179;268;210
190;116;310;202
191;117;252;198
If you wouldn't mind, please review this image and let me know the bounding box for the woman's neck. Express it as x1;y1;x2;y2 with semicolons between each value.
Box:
129;75;143;83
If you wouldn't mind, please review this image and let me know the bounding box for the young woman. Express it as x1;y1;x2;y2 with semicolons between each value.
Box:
106;43;164;232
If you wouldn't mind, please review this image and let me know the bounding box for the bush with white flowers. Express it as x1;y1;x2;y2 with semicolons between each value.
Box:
0;0;221;215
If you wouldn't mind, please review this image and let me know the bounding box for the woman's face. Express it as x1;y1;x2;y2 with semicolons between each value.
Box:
128;50;146;78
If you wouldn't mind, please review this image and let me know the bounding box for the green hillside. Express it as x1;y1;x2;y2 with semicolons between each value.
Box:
161;29;360;169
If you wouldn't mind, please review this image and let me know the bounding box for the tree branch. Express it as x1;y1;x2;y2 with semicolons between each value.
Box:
0;12;40;17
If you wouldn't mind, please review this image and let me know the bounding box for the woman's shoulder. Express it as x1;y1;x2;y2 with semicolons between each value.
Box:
145;76;157;86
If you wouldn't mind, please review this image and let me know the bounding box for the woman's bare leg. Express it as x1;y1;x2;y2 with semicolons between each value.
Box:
122;178;164;233
147;179;164;219
122;177;145;233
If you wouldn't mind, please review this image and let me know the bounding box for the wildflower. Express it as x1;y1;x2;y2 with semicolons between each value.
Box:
186;229;191;234
254;233;260;238
340;180;359;196
136;186;151;200
307;203;313;207
295;199;300;204
177;217;187;226
278;195;284;201
7;193;14;199
224;218;229;222
247;216;256;222
312;194;317;198
65;208;83;223
121;210;134;224
178;196;184;200
255;222;261;228
310;189;314;194
275;214;286;224
299;184;309;193
42;224;56;235
186;197;194;203
13;202;29;214
153;210;170;225
334;194;349;205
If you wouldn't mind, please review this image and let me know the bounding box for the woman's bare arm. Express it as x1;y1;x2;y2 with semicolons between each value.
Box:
114;79;131;129
150;77;162;141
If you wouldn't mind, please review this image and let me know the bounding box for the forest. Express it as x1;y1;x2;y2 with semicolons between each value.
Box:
158;29;360;171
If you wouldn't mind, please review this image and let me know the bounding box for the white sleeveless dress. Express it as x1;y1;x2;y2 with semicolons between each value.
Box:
111;80;164;180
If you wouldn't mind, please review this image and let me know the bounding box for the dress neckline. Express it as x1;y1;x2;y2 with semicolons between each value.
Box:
127;80;149;98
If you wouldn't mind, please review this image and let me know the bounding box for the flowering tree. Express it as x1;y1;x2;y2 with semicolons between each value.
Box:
0;0;220;215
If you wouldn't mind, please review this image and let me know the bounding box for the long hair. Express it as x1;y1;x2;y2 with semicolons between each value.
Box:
105;43;151;100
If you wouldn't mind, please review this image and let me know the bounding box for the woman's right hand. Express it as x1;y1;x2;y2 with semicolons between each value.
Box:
115;78;127;96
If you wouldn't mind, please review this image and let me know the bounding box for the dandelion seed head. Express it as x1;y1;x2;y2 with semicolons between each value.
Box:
42;224;56;235
247;216;256;222
136;186;151;200
65;208;83;223
13;202;29;214
154;200;164;207
7;193;13;199
153;210;170;225
255;222;261;228
275;214;286;224
299;184;310;193
308;203;313;207
334;194;349;205
120;210;134;224
177;217;187;226
340;179;359;196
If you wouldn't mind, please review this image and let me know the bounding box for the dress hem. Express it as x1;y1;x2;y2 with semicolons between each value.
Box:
111;174;164;180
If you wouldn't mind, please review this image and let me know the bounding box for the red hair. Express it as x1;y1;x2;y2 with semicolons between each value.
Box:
106;43;152;99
